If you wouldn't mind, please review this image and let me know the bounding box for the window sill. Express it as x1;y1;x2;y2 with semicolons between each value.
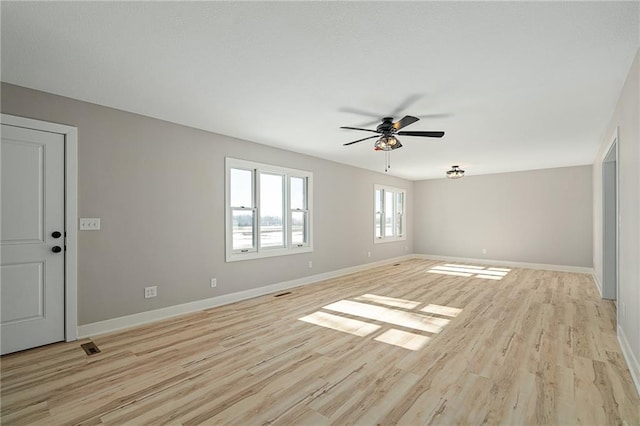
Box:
226;246;313;262
374;236;406;244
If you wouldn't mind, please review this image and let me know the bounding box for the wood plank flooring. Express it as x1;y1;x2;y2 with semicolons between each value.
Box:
2;259;639;425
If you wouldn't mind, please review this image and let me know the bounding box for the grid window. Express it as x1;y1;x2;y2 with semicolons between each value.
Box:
374;184;406;243
226;158;312;261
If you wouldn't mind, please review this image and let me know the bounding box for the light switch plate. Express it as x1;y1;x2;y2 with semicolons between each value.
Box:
80;218;101;230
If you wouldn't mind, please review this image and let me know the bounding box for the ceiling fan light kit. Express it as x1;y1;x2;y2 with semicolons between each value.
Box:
374;135;402;151
446;165;465;179
341;115;444;172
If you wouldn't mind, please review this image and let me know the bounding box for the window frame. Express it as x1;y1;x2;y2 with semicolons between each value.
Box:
226;158;313;262
289;175;309;248
229;167;258;254
374;184;407;244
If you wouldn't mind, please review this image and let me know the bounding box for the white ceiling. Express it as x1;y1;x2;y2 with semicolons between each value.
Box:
2;1;638;180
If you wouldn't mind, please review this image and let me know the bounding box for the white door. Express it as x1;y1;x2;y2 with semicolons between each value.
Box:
1;124;65;355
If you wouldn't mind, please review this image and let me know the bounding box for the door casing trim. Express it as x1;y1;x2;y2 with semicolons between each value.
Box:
1;113;78;341
601;127;619;305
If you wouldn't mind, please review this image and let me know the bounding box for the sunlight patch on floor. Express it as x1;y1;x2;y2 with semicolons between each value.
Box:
428;264;511;280
444;263;485;269
298;293;462;351
476;274;503;280
421;304;462;317
354;293;421;310
299;311;381;337
323;300;449;334
374;329;430;351
427;270;473;277
432;265;506;276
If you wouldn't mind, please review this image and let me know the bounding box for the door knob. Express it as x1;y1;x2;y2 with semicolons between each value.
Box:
52;231;62;238
52;246;62;253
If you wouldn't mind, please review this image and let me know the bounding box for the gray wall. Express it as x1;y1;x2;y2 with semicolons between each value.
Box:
1;83;414;325
413;166;593;267
593;49;640;383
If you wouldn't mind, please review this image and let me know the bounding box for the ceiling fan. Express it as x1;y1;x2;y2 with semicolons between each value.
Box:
340;115;445;172
341;115;444;151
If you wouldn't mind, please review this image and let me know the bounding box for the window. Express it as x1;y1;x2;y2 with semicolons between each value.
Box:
226;158;312;261
374;184;406;243
290;176;309;246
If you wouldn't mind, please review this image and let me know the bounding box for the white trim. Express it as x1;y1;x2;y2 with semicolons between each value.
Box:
0;114;79;341
64;128;78;341
592;271;603;297
602;126;620;162
618;325;640;398
601;127;619;303
78;255;413;338
413;254;594;274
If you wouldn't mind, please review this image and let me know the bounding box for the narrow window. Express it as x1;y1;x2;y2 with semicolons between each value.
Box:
396;191;404;237
230;168;256;252
385;190;394;238
259;173;285;248
375;188;383;239
374;184;406;243
290;176;309;246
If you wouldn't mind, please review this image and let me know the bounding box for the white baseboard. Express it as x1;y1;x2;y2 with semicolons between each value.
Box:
592;271;603;297
77;255;413;338
617;325;640;398
413;254;594;274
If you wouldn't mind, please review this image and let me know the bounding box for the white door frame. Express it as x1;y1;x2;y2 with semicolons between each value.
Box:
1;113;78;341
601;127;619;303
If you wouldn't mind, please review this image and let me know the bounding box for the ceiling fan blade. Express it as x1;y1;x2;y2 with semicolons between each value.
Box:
343;135;380;146
339;106;383;118
390;94;424;117
393;115;419;130
340;126;380;134
416;113;452;120
396;130;445;138
354;118;382;127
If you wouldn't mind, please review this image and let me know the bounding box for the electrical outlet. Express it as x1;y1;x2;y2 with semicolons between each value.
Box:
210;278;217;288
621;302;626;318
144;286;157;299
308;261;313;268
482;248;487;254
367;251;371;258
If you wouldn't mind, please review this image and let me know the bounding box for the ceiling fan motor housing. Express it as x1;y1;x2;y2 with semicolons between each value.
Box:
377;117;395;134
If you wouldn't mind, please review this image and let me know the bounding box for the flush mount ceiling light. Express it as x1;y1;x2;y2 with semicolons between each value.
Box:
446;165;465;179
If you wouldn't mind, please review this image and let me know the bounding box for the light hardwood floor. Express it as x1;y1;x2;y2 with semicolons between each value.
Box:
2;259;639;425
